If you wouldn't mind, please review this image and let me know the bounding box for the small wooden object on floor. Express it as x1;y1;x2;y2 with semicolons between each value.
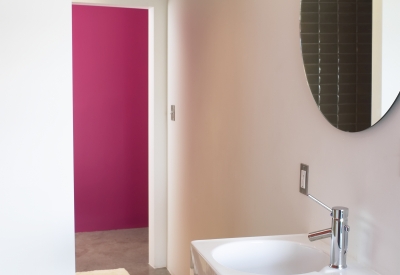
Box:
76;268;130;275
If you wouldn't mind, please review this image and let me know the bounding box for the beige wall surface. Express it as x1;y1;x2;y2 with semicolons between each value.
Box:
167;1;400;275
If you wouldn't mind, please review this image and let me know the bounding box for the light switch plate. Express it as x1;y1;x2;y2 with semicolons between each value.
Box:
300;163;309;195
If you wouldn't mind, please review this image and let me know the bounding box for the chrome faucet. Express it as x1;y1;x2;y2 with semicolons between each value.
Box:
307;194;350;269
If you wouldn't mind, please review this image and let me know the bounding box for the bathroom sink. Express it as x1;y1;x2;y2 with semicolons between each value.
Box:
212;240;328;275
191;234;380;275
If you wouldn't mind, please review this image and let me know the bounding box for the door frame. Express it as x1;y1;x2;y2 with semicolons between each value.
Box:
72;0;168;268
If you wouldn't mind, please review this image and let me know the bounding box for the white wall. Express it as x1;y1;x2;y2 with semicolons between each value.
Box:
168;1;400;275
0;1;75;275
373;0;400;124
381;0;400;116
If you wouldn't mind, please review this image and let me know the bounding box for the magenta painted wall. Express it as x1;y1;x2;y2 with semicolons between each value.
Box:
72;5;148;232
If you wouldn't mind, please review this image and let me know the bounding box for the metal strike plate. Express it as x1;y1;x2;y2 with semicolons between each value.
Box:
171;105;175;121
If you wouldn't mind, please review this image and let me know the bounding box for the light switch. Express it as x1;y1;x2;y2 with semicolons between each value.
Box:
300;163;309;195
301;170;306;189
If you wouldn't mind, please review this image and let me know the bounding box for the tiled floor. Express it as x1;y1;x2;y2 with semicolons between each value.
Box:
75;228;170;275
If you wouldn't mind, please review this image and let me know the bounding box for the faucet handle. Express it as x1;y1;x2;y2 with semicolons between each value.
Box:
307;194;332;212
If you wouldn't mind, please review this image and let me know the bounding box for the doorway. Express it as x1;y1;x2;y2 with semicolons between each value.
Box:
72;0;168;271
73;4;148;234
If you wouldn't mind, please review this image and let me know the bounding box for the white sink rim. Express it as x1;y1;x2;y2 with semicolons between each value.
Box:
211;239;329;275
191;234;380;275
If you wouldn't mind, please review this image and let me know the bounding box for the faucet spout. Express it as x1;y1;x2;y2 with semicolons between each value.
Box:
308;228;332;241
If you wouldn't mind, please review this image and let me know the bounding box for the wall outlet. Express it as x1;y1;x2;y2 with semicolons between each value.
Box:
300;163;309;195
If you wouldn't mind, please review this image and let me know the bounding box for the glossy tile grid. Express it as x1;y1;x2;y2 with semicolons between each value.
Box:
301;0;372;132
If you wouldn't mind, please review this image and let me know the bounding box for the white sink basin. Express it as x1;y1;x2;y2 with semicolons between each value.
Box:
191;234;380;275
212;240;328;275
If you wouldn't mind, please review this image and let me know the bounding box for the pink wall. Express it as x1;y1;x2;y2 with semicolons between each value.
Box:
73;5;148;232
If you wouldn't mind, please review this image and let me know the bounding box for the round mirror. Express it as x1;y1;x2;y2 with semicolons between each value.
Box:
300;0;400;132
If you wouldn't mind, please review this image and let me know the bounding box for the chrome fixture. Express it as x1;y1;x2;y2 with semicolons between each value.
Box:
307;194;350;269
170;105;175;121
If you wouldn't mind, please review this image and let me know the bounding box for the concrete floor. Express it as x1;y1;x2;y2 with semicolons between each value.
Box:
75;228;170;275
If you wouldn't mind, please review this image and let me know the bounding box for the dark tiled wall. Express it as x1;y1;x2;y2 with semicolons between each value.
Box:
301;0;372;132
